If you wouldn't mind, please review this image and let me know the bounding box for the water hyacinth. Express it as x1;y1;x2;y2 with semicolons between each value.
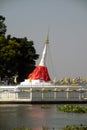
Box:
13;128;32;130
62;125;87;130
57;105;87;113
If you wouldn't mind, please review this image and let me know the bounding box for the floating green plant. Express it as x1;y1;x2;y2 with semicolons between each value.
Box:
13;127;49;130
41;105;51;109
62;125;87;130
13;128;32;130
57;105;87;113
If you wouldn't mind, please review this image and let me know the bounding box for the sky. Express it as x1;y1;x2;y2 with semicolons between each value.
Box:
0;0;87;80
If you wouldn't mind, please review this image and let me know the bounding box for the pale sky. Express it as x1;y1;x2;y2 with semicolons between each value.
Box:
0;0;87;80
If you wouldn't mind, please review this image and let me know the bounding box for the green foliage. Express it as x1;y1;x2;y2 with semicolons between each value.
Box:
13;128;32;130
11;37;39;82
0;15;7;35
12;126;87;130
57;105;87;113
0;16;39;82
0;36;39;82
13;127;49;130
62;125;87;130
41;105;51;109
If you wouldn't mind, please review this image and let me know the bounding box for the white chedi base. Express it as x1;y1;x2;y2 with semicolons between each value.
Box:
20;79;51;86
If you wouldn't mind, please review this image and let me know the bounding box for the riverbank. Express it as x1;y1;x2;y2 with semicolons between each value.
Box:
0;100;87;104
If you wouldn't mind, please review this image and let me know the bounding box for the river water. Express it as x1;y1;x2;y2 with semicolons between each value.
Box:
0;104;87;130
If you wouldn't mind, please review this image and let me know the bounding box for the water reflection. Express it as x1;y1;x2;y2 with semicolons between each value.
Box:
0;104;87;130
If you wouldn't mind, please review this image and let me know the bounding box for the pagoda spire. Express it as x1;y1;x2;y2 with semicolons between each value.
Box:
39;35;49;66
45;34;49;44
27;34;51;82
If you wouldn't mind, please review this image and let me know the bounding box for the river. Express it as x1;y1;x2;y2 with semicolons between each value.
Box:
0;104;87;130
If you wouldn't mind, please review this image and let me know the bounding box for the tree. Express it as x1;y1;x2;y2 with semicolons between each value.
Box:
11;37;39;82
0;15;7;35
0;16;39;83
0;36;39;82
0;36;20;78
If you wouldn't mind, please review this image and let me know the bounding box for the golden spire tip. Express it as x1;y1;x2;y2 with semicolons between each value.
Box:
45;35;49;44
